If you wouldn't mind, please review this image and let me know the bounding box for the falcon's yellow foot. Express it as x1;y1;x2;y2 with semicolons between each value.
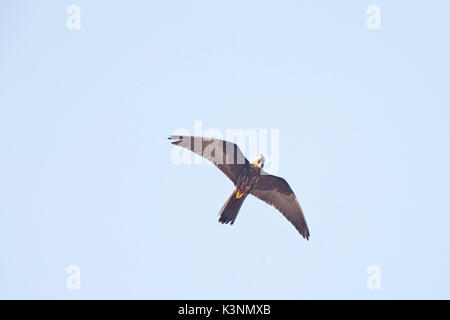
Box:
236;190;245;199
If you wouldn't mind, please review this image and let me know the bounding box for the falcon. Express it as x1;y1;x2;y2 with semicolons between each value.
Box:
169;135;310;240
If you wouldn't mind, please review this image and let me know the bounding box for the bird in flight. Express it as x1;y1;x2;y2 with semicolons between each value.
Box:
169;135;310;240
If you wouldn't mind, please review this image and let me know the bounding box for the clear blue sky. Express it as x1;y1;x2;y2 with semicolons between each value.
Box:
1;0;449;299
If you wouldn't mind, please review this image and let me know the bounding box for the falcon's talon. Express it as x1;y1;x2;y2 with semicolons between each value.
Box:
236;191;245;199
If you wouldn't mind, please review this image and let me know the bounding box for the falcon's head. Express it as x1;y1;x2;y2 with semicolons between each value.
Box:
252;154;265;169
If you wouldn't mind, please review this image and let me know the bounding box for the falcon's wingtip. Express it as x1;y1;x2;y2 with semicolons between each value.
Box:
304;231;310;241
168;135;183;145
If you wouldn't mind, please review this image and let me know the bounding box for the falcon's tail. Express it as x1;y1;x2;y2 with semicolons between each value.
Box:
218;190;246;225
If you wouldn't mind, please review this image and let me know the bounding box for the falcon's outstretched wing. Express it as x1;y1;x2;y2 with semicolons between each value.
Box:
169;135;249;185
250;173;310;240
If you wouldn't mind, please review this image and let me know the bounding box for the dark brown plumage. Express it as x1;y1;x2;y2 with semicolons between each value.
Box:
169;135;310;240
